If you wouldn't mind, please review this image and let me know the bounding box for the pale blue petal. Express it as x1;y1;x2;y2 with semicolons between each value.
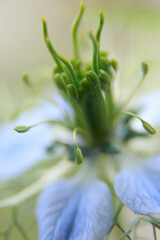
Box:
0;124;52;179
114;155;160;214
144;155;160;172
131;91;160;131
53;93;74;118
36;178;113;240
0;102;62;179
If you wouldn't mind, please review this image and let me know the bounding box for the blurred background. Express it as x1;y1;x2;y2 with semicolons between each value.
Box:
0;0;160;122
0;0;160;239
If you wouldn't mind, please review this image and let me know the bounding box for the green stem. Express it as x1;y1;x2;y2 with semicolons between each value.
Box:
118;218;141;240
117;223;131;240
73;127;86;146
12;208;30;240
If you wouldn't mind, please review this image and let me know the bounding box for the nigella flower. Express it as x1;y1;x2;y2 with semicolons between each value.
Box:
1;2;160;239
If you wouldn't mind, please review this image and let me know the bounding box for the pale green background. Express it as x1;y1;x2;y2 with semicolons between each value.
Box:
0;0;160;122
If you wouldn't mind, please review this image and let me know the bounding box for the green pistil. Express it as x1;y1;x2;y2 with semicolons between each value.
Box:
72;1;85;60
96;10;104;43
121;62;149;109
42;18;80;87
42;17;63;72
89;32;100;75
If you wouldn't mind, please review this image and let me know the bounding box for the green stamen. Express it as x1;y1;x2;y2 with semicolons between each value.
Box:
120;111;156;135
121;62;149;109
42;18;80;87
22;73;33;89
14;120;65;133
73;128;83;165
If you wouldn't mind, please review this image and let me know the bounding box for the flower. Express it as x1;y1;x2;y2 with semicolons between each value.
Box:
36;89;160;239
1;2;160;239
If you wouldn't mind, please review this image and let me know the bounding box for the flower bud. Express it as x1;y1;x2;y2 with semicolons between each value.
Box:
86;70;100;87
67;84;79;99
81;77;94;91
99;69;111;84
22;73;32;88
142;62;149;76
61;72;70;85
54;73;66;90
111;59;118;71
100;51;108;57
78;87;85;99
100;57;113;78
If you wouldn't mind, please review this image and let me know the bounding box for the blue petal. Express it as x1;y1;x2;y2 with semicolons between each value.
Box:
0;102;62;179
114;156;160;214
36;178;113;240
